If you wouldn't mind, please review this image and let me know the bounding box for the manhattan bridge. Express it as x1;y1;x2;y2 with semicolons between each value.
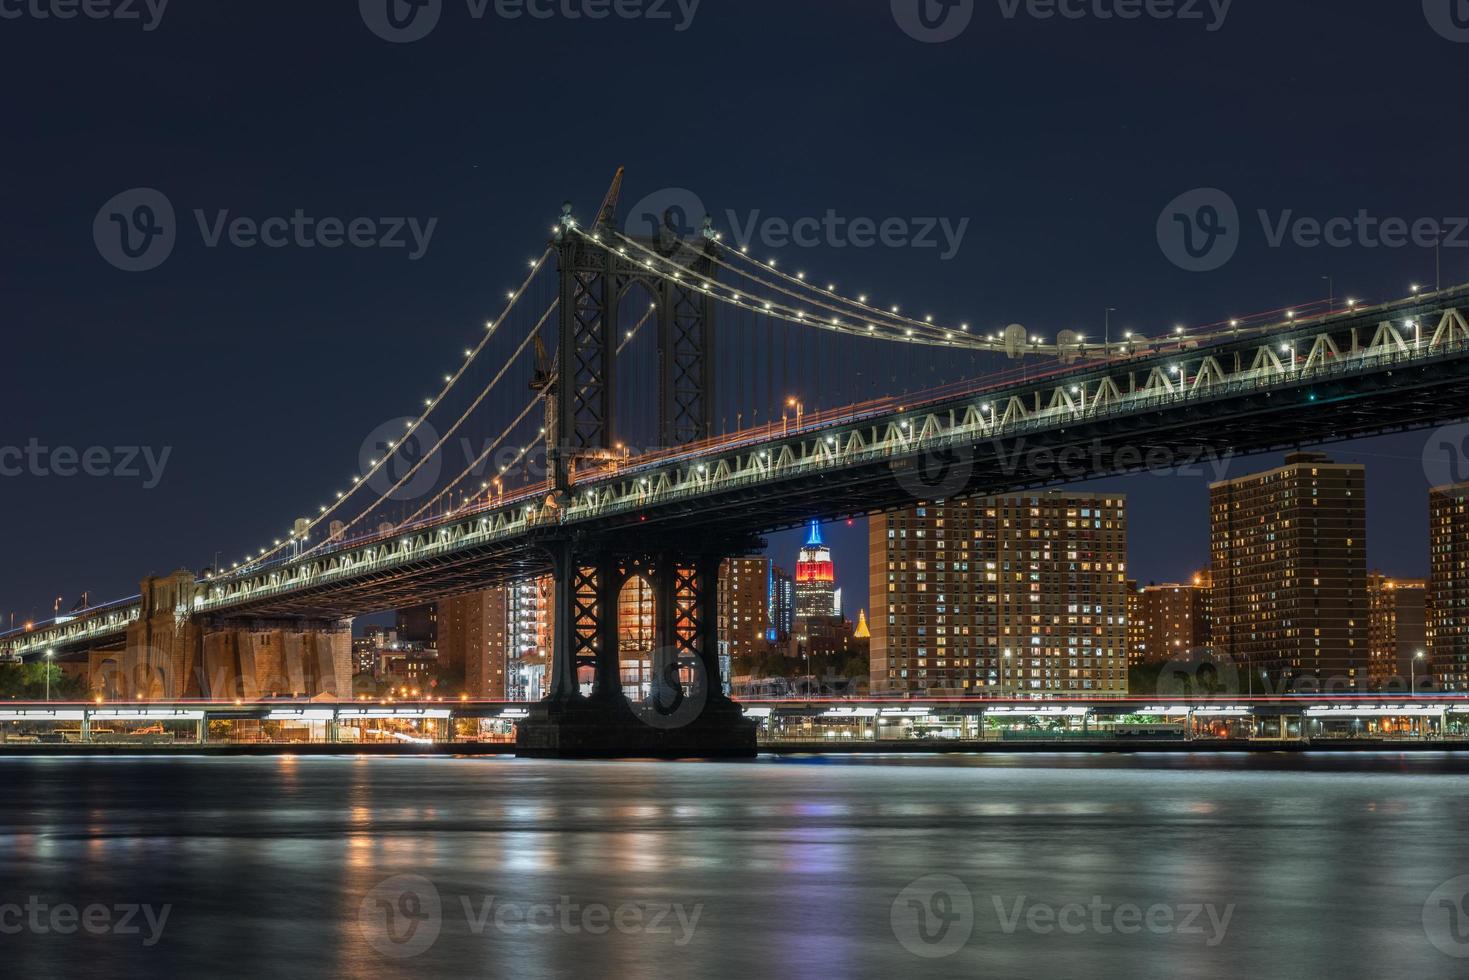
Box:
5;171;1469;755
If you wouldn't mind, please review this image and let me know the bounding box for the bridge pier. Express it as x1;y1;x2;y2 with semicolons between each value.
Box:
87;572;351;700
516;537;758;759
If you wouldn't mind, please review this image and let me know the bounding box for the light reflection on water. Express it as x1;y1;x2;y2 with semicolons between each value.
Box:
0;753;1466;979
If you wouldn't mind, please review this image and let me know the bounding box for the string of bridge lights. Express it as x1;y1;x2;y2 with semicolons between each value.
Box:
581;225;986;350
292;298;561;563
593;214;1399;359
710;237;996;344
224;248;555;576
405;399;542;526
220;200;1424;578
421;304;661;523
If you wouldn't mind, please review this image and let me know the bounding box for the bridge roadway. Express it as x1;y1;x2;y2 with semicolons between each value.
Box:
6;284;1469;660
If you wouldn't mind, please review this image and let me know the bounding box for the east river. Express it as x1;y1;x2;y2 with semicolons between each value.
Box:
2;752;1468;979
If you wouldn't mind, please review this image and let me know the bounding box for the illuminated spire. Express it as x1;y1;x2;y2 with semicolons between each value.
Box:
854;609;870;639
805;520;824;547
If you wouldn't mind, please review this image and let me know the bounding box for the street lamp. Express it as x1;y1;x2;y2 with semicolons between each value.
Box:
45;649;53;701
1413;650;1426;697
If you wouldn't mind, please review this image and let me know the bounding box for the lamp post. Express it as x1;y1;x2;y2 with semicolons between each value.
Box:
45;649;53;701
785;396;804;435
1413;650;1426;697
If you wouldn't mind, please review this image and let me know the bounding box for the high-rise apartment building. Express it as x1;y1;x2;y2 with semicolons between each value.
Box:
870;492;1129;696
1429;483;1469;691
1134;577;1212;665
1367;573;1427;689
395;604;438;647
437;590;508;699
1125;581;1144;666
770;566;795;644
719;558;771;662
1209;452;1367;685
507;575;554;701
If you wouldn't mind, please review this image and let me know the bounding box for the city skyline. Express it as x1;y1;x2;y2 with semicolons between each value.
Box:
8;5;1469;977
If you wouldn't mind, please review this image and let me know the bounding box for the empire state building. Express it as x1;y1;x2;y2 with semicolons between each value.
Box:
795;521;838;623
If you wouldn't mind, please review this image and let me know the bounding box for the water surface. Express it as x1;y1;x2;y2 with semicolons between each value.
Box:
2;753;1467;979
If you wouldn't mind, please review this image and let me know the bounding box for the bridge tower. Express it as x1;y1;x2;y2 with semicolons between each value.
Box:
516;532;760;759
547;181;717;490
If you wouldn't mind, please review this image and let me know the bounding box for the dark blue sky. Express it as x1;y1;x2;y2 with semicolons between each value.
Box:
2;1;1465;626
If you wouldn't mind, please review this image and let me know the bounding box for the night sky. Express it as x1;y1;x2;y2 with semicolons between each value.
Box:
3;1;1466;627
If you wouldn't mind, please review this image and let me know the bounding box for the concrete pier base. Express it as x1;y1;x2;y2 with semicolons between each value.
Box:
515;696;758;759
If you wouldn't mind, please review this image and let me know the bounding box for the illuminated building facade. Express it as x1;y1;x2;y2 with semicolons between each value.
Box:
1135;576;1212;666
794;521;838;624
719;558;771;661
1429;483;1469;691
1209;452;1367;685
770;566;794;643
870;493;1129;696
1125;581;1144;666
507;575;553;701
437;590;508;699
617;575;655;698
1367;573;1427;689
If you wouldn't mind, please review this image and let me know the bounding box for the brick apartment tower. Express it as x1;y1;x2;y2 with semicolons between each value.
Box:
869;492;1128;696
1429;483;1469;691
1209;452;1367;686
1366;573;1427;689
